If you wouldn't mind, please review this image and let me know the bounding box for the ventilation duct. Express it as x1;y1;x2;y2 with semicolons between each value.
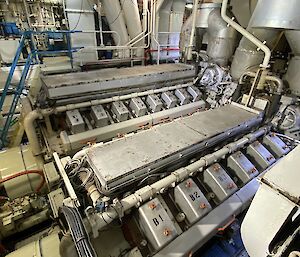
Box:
102;0;130;57
231;28;280;80
250;0;300;30
206;8;237;66
168;0;186;59
181;3;237;66
121;0;144;57
155;0;173;60
230;0;285;80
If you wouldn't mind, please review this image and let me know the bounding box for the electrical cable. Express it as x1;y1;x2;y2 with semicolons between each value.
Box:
61;206;97;257
0;170;45;192
70;0;84;31
108;0;126;26
275;132;300;145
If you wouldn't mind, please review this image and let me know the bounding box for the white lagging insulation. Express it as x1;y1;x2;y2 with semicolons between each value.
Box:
152;0;186;61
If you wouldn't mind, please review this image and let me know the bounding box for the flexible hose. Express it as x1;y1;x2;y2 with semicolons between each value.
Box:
0;170;45;192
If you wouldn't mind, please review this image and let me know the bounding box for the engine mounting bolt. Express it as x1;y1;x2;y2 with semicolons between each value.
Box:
163;228;171;236
200;203;207;209
186;180;192;188
227;183;235;189
149;202;156;210
213;164;220;172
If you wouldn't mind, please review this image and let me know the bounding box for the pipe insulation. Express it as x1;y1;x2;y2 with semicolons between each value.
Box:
289;251;300;257
230;0;300;81
206;8;237;66
284;30;300;97
186;0;200;60
239;71;283;95
231;28;280;81
89;126;269;231
121;0;144;56
168;0;186;59
101;0;129;57
250;0;300;30
155;0;173;60
24;110;44;156
221;0;272;81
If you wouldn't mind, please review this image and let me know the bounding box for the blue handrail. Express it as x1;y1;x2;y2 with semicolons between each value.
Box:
0;30;82;149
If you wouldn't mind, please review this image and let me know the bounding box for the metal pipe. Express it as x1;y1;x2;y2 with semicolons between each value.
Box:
206;8;236;66
187;0;200;60
23;110;43;156
152;0;161;64
91;127;269;230
101;0;129;46
289;252;300;257
221;0;271;69
121;0;143;46
97;1;105;47
54;83;193;113
240;71;284;94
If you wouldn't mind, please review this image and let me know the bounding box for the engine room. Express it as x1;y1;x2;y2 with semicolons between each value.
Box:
0;0;300;257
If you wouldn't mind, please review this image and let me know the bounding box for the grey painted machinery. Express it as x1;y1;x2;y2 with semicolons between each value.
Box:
2;0;300;257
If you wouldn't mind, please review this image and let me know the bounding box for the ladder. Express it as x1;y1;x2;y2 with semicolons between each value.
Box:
0;34;34;148
0;31;78;149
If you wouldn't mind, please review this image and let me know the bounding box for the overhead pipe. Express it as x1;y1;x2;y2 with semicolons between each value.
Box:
284;30;300;97
168;0;186;59
87;127;269;231
101;0;129;46
121;0;143;41
221;0;273;107
230;0;300;81
289;252;300;257
180;3;222;60
155;0;173;60
121;0;144;56
230;28;280;81
156;0;166;12
206;8;237;66
23;110;44;156
101;0;130;57
250;0;300;30
151;0;161;63
125;0;149;46
76;1;152;56
221;0;271;70
186;0;200;60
